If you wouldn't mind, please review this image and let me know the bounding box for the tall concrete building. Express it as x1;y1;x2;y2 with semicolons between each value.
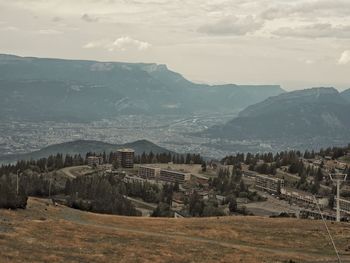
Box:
117;148;135;168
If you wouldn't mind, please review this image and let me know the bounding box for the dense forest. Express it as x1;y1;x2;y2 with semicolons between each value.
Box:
65;174;140;216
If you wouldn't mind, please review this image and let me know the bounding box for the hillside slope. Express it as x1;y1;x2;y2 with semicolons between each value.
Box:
0;139;172;163
0;197;349;263
0;54;284;121
206;87;350;143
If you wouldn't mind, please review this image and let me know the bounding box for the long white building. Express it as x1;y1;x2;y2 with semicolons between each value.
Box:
255;174;284;194
159;169;191;185
138;166;160;180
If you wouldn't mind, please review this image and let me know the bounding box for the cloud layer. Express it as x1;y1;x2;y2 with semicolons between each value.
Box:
1;0;350;90
273;23;350;39
83;37;151;52
198;16;264;36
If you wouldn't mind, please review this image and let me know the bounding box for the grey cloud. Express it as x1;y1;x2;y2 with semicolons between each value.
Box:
198;16;264;36
81;13;99;23
52;16;63;22
273;23;350;39
261;0;350;20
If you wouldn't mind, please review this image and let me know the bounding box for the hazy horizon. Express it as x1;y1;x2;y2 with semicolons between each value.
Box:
1;0;350;91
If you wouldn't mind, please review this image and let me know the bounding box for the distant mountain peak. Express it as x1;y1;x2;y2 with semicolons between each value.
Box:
0;53;286;121
206;87;350;146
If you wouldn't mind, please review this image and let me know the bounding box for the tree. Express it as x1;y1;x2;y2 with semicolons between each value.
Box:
152;203;173;217
201;162;207;172
0;174;28;209
228;198;237;212
276;181;281;195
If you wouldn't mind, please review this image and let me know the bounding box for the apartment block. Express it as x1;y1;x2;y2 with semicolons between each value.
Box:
159;169;191;185
117;148;135;168
138;166;160;180
281;187;328;208
255;174;284;194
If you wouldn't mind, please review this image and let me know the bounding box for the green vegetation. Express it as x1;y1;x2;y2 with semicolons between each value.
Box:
0;174;27;209
66;174;140;216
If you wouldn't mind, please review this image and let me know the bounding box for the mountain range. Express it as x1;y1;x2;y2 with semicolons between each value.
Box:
341;88;350;102
205;87;350;147
0;139;172;164
0;54;284;121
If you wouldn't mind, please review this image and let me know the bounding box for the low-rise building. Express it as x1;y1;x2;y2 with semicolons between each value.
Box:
243;170;258;177
281;187;328;208
159;169;191;185
255;174;284;194
87;156;103;167
138;166;160;180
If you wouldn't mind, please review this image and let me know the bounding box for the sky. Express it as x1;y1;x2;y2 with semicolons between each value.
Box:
0;0;349;91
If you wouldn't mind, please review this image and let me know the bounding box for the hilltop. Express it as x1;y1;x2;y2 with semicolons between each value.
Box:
0;54;284;121
0;139;172;164
0;197;349;262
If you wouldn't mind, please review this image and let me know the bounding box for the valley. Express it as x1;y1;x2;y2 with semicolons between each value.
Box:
0;114;236;160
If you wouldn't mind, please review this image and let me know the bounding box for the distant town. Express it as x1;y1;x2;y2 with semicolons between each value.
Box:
3;142;348;223
0;115;235;158
83;146;350;221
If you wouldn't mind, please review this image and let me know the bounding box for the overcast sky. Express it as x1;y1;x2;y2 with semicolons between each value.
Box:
0;0;349;91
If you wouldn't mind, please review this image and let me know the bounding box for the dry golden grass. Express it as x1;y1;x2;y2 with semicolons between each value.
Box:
1;197;350;263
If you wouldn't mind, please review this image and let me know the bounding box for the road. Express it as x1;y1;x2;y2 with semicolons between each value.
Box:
59;165;91;179
124;196;157;209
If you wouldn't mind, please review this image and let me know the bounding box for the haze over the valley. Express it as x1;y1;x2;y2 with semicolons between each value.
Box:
1;0;350;91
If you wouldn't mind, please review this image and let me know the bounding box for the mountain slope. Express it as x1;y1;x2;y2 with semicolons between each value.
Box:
2;197;350;263
0;139;172;163
0;54;284;121
341;88;350;102
206;87;350;142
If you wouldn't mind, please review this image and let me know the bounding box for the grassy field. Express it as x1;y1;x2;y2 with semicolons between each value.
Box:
1;197;350;262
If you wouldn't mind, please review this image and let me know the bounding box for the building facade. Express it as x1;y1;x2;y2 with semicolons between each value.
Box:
281;188;329;208
117;148;135;168
159;169;191;185
336;198;350;214
255;174;284;194
87;156;103;167
138;166;160;180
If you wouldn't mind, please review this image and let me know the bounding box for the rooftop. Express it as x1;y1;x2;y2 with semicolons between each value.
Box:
117;148;135;153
